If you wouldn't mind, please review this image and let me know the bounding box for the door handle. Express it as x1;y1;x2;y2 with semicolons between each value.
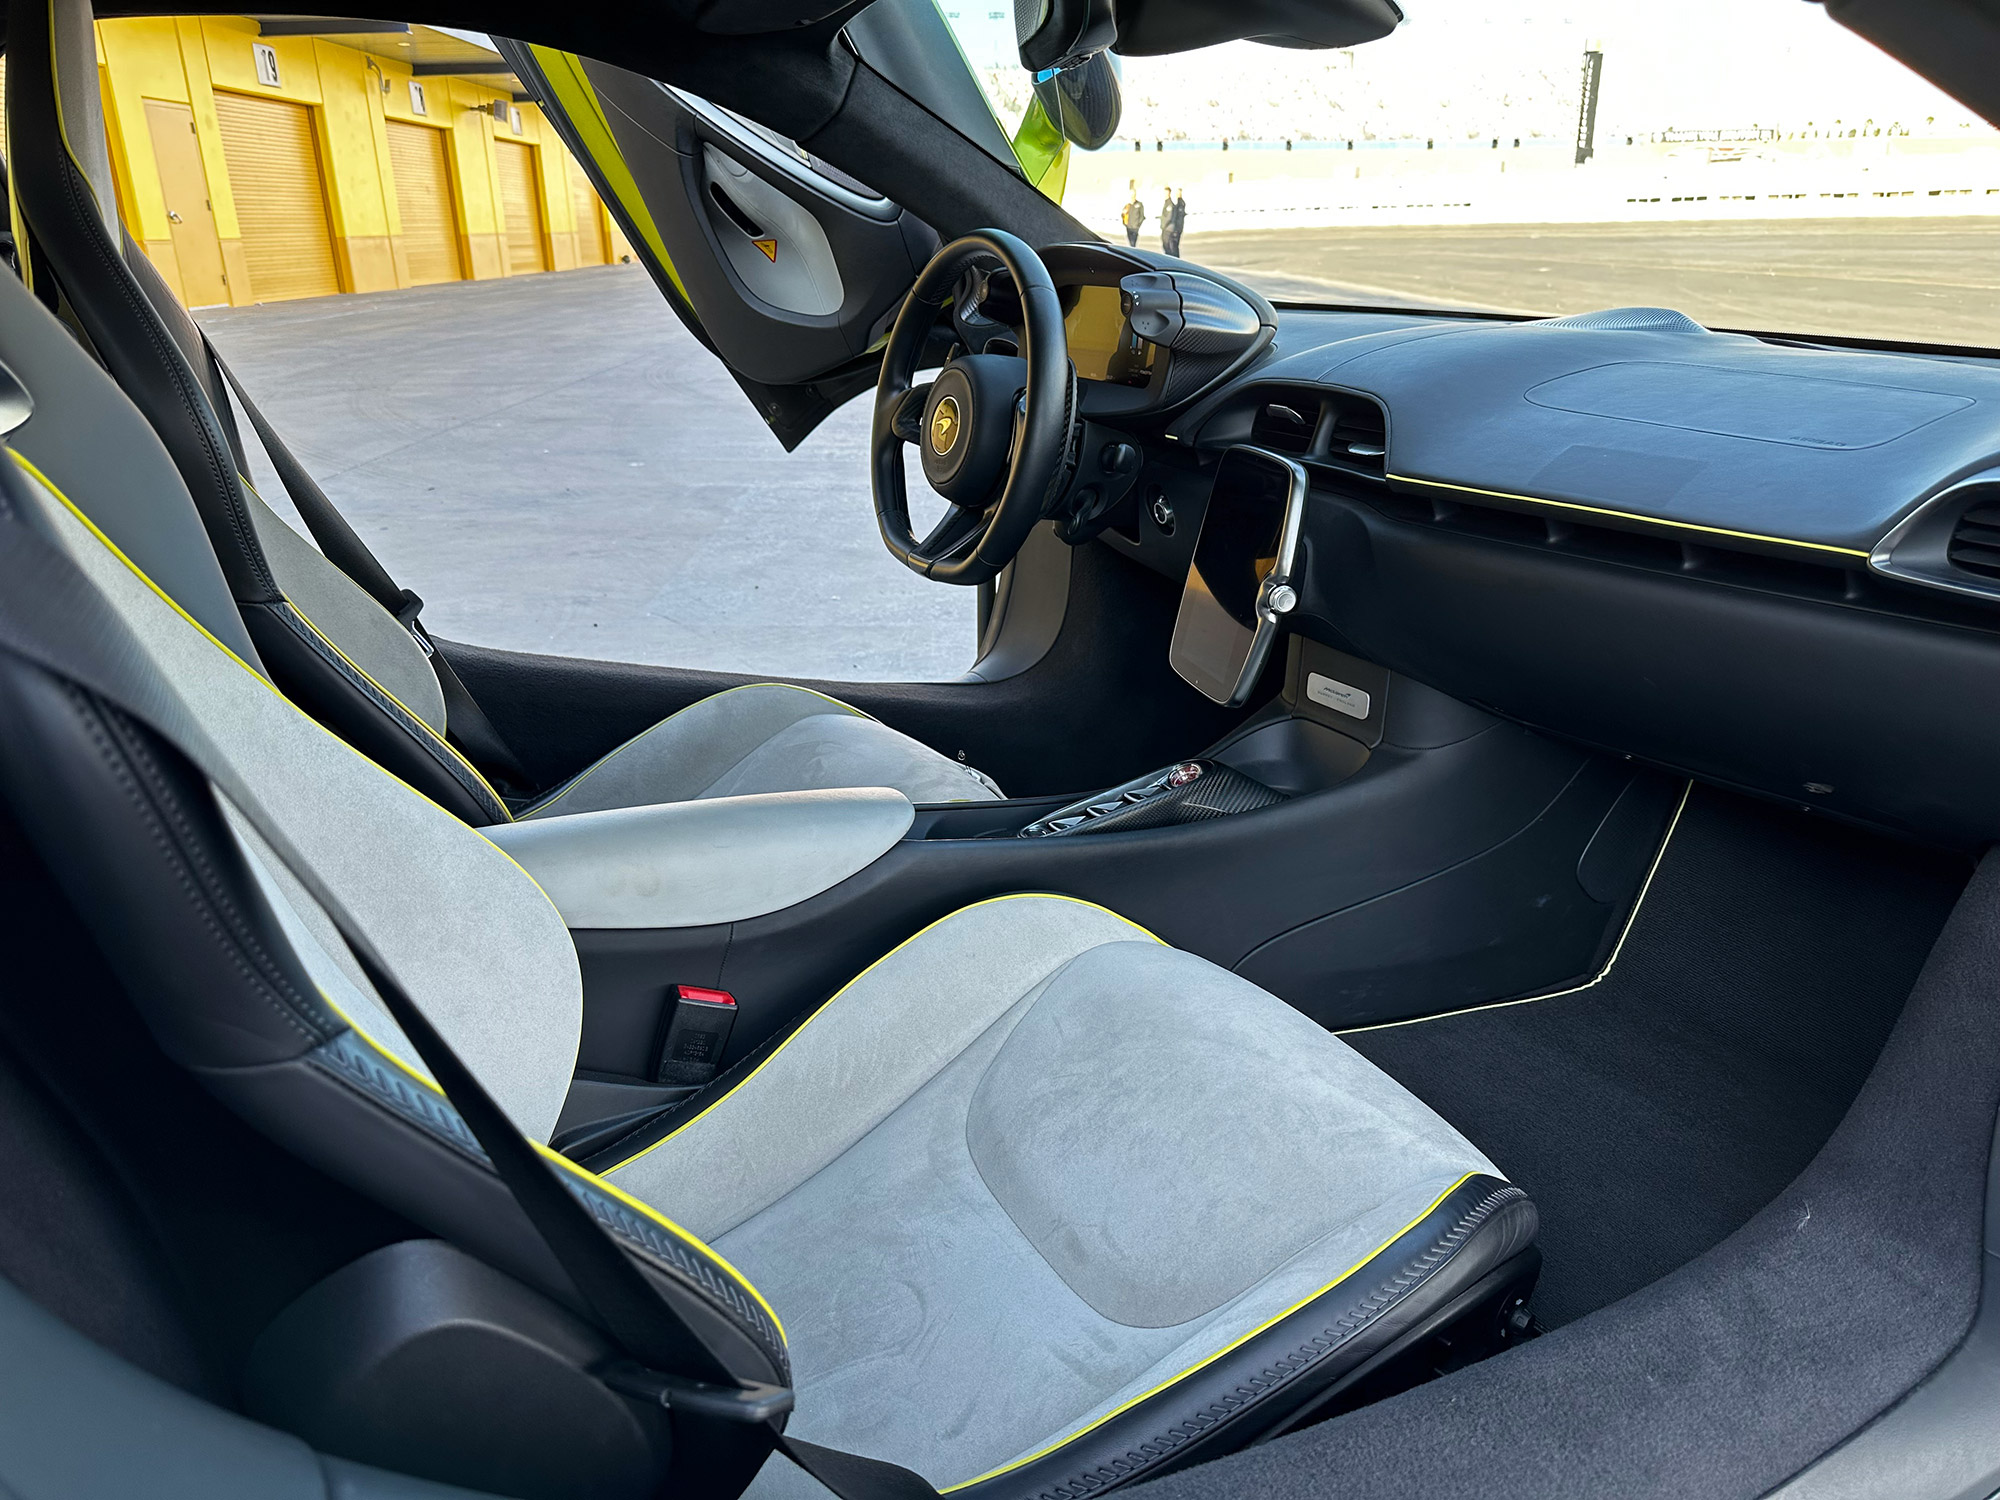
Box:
167;210;183;223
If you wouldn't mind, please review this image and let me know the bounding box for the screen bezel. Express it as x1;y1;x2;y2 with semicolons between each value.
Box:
1168;445;1309;706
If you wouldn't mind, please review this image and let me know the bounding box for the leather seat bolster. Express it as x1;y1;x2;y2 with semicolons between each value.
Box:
120;230;248;472
954;1175;1537;1500
243;602;509;828
0;652;334;1071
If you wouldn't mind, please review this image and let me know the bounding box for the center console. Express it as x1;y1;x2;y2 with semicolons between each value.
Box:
1017;758;1287;837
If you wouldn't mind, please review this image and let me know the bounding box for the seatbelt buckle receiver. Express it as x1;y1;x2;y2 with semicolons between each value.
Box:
655;986;738;1085
602;1361;794;1423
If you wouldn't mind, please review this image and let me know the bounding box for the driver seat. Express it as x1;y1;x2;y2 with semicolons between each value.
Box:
2;0;1002;827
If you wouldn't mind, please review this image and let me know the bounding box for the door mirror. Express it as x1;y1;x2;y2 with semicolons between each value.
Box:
1032;53;1122;151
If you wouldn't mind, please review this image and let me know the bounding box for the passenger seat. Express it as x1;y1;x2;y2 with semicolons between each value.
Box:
3;0;1001;827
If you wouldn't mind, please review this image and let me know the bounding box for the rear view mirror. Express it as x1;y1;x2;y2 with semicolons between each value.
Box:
1018;0;1402;68
1032;52;1122;150
1017;0;1118;73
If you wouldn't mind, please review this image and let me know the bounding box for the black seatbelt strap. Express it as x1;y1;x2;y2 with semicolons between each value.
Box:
206;345;536;801
208;346;410;617
0;454;940;1500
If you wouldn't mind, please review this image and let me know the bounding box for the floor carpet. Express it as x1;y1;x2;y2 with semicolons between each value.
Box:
1346;786;1970;1326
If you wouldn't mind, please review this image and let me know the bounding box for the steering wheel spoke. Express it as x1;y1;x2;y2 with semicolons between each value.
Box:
889;383;932;446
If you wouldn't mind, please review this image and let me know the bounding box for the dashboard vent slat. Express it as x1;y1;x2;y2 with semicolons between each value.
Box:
1250;398;1316;455
1949;500;2000;580
1324;393;1388;475
1207;386;1389;481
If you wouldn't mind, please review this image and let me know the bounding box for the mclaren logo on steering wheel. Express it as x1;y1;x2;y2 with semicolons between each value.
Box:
929;395;961;455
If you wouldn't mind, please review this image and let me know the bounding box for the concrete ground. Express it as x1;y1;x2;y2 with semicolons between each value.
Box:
196;265;972;682
1186;217;2000;347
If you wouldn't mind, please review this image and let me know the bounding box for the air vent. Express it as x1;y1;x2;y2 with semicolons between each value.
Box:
1206;386;1389;478
1250;397;1316;455
1948;500;2000;581
1323;392;1387;474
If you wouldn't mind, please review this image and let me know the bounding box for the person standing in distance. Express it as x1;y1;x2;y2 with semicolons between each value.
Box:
1121;181;1146;247
1166;188;1188;257
1159;186;1175;252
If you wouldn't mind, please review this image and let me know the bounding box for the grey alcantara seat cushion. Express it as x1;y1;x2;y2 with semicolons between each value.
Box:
519;682;1002;818
604;897;1501;1496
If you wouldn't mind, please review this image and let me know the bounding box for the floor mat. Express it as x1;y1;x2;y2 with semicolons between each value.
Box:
1345;786;1970;1327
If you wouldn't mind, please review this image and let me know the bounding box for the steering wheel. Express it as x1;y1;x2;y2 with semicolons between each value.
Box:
872;230;1077;586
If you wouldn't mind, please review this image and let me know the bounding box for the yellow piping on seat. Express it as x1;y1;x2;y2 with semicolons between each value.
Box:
278;590;510;820
13;463;676;1316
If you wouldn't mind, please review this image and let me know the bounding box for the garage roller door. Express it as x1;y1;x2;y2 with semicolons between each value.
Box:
494;138;546;275
214;91;339;302
569;160;608;267
387;120;460;286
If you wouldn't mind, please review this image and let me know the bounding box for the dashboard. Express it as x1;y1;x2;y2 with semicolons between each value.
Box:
1038;254;2000;849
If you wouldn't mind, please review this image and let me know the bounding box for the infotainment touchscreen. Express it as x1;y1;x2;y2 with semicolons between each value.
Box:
1168;446;1307;705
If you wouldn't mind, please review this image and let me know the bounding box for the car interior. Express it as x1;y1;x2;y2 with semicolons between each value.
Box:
1;0;1999;1498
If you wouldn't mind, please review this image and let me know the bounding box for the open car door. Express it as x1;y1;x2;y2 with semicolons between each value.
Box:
499;38;948;449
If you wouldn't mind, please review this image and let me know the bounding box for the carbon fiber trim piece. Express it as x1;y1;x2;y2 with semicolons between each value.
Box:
1024;762;1287;838
309;1029;789;1378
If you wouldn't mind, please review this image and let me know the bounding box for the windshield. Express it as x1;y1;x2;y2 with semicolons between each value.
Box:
941;0;1999;348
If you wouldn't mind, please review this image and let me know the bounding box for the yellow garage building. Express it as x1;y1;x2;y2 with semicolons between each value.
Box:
71;17;631;307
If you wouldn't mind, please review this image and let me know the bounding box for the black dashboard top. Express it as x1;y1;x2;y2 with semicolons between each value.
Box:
1206;306;2000;558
